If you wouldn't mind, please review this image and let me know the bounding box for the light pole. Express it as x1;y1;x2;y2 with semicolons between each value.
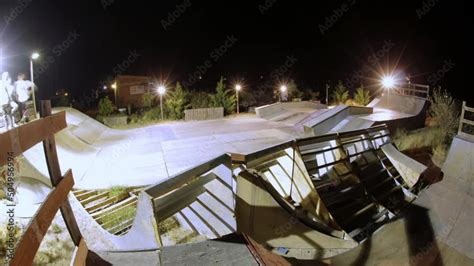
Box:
30;52;40;119
111;82;117;105
280;85;287;102
235;84;241;114
158;85;166;120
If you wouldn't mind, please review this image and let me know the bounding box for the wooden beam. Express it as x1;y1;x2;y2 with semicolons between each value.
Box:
145;154;230;198
40;100;83;246
71;237;89;266
10;171;74;266
0;111;66;166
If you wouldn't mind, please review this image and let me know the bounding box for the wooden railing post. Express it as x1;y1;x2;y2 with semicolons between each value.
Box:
458;101;466;135
40;100;82;246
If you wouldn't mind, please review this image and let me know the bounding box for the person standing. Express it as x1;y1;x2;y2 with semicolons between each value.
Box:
0;72;17;130
13;73;34;123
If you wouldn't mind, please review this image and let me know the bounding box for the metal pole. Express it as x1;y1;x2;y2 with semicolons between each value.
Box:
236;90;239;114
30;59;38;119
160;94;163;120
326;84;329;105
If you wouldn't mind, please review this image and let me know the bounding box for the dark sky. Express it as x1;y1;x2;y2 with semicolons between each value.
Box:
0;0;470;102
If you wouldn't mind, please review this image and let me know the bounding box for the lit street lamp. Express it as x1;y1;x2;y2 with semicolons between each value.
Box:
381;75;396;89
158;85;166;120
280;85;287;102
111;82;117;104
30;52;40;118
235;84;241;114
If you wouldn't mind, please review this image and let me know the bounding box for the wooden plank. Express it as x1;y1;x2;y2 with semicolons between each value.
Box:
0;111;66;166
145;153;230;198
458;101;466;135
40;100;83;246
86;192;129;213
71;237;89;266
10;171;74;266
463;102;474;112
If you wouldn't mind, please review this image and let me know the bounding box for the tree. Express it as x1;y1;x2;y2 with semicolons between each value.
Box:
142;92;155;109
332;80;349;105
189;91;210;109
98;96;114;117
429;88;460;141
287;80;304;100
209;76;236;115
353;85;371;106
165;82;189;119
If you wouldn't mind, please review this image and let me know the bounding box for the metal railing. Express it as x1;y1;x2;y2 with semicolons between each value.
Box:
458;101;474;141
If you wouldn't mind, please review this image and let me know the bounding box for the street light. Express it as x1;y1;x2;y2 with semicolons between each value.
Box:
381;75;396;89
235;84;241;114
280;85;287;102
30;52;40;119
158;85;166;120
111;82;117;104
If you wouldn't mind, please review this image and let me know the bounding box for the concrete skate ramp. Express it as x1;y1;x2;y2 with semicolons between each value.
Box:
70;191;161;251
303;93;428;135
19;107;170;189
330;135;474;265
255;101;326;124
442;135;474;182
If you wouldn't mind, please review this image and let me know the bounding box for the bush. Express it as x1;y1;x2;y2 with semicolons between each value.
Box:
190;91;210;109
332;81;349;105
142;92;155;108
165;82;189;120
98;96;114;117
287;80;304;100
353;85;371;106
209;76;236;115
142;107;162;122
429;88;460;141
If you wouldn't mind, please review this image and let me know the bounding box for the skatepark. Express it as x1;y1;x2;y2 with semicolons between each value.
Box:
1;88;473;265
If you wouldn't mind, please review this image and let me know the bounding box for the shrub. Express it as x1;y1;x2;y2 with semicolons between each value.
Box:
189;91;210;109
142;91;155;109
353;85;371;106
209;76;236;115
165;82;189;120
142;107;162;122
287;80;304;100
429;88;460;141
98;96;114;117
332;81;349;105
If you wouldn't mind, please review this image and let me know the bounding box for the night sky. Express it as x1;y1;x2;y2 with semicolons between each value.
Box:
0;0;470;103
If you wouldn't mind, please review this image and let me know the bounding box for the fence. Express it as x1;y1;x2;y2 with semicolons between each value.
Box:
392;83;430;99
1;101;108;265
184;107;224;121
458;101;474;141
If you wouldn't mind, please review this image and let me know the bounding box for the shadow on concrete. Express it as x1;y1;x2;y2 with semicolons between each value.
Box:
404;204;444;266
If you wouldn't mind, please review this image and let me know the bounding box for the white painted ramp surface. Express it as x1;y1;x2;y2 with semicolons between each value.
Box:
443;135;474;182
19;108;301;189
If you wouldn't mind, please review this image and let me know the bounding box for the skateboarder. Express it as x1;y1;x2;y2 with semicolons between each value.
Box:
13;73;34;123
0;72;17;130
